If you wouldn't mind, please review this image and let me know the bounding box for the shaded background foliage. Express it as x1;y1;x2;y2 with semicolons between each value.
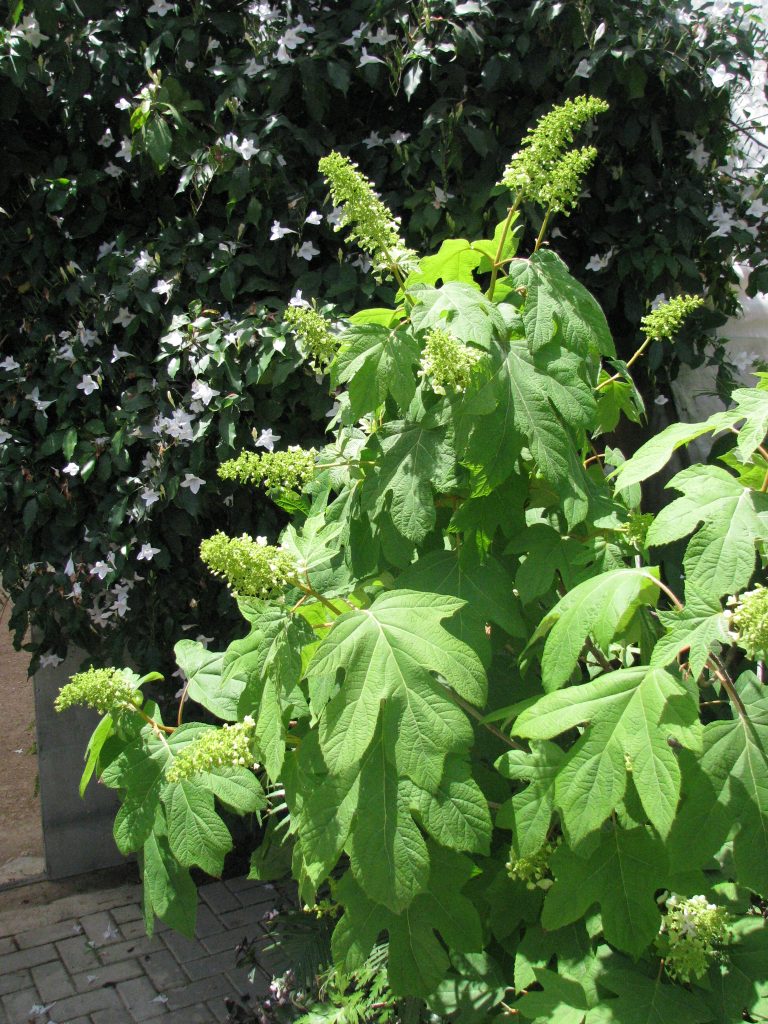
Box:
0;0;765;673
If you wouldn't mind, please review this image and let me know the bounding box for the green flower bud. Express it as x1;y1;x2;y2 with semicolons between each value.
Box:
166;718;258;781
318;151;417;279
284;305;338;370
726;585;768;660
640;294;704;341
419;327;482;396
200;532;299;598
500;96;609;212
55;666;138;716
661;894;729;984
218;447;318;493
506;840;558;889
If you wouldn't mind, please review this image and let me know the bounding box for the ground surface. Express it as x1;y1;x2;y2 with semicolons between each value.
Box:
0;600;44;880
0;866;282;1023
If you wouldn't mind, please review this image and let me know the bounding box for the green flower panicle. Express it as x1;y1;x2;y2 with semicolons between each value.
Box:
661;894;729;983
200;531;299;598
419;326;482;396
726;585;768;660
318;151;417;278
55;666;138;716
218;447;318;493
506;840;558;889
166;718;257;782
283;304;338;370
641;294;704;341
500;95;609;213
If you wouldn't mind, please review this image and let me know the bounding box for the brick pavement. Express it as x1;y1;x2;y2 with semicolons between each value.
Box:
0;872;287;1024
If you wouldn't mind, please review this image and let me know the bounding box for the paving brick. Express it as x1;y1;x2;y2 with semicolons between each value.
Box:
3;943;57;974
92;1010;140;1024
160;930;209;964
31;959;76;1001
80;911;123;948
199;883;240;915
0;937;17;956
193;905;225;939
97;935;158;965
233;883;279;909
116;975;168;1020
164;1006;218;1023
200;930;242;956
71;957;144;992
16;920;83;950
1;987;42;1023
214;907;269;934
0;969;32;997
142;950;188;990
55;936;101;975
111;903;144;925
183;948;239;982
118;918;152;940
206;997;230;1022
46;984;123;1021
164;975;239;1011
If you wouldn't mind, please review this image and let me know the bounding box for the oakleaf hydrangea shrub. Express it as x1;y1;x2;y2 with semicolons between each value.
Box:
1;0;766;673
59;98;768;1022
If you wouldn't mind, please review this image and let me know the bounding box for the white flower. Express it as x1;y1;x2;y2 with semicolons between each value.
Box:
368;27;398;45
90;560;111;580
113;307;135;327
239;138;259;160
181;473;205;494
77;375;99;396
152;279;173;302
141;487;161;507
389;131;410;144
305;210;323;225
98;130;114;147
585;249;615;272
254;427;281;451
133;250;154;272
707;65;735;88
38;655;62;670
654;394;669;406
19;15;48;47
28;387;53;412
0;356;20;372
650;293;667;310
62;463;80;476
0;428;11;444
190;380;220;406
574;58;591;78
289;289;310;307
148;0;174;14
77;324;99;347
358;47;385;66
111;345;131;363
708;203;740;238
255;536;268;547
98;241;116;260
296;241;320;261
104;163;123;178
115;97;131;111
270;220;297;241
688;142;710;170
116;137;132;163
593;21;606;42
433;186;455;209
363;131;384;149
64;556;75;575
137;543;161;561
243;57;264;77
351;253;372;273
326;206;344;229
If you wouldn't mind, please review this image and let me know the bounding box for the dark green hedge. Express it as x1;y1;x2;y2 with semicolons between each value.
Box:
0;0;765;672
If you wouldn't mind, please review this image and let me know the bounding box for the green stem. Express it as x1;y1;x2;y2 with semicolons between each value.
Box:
446;686;525;750
486;195;521;302
533;207;552;252
293;575;345;616
131;700;175;735
596;337;652;391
